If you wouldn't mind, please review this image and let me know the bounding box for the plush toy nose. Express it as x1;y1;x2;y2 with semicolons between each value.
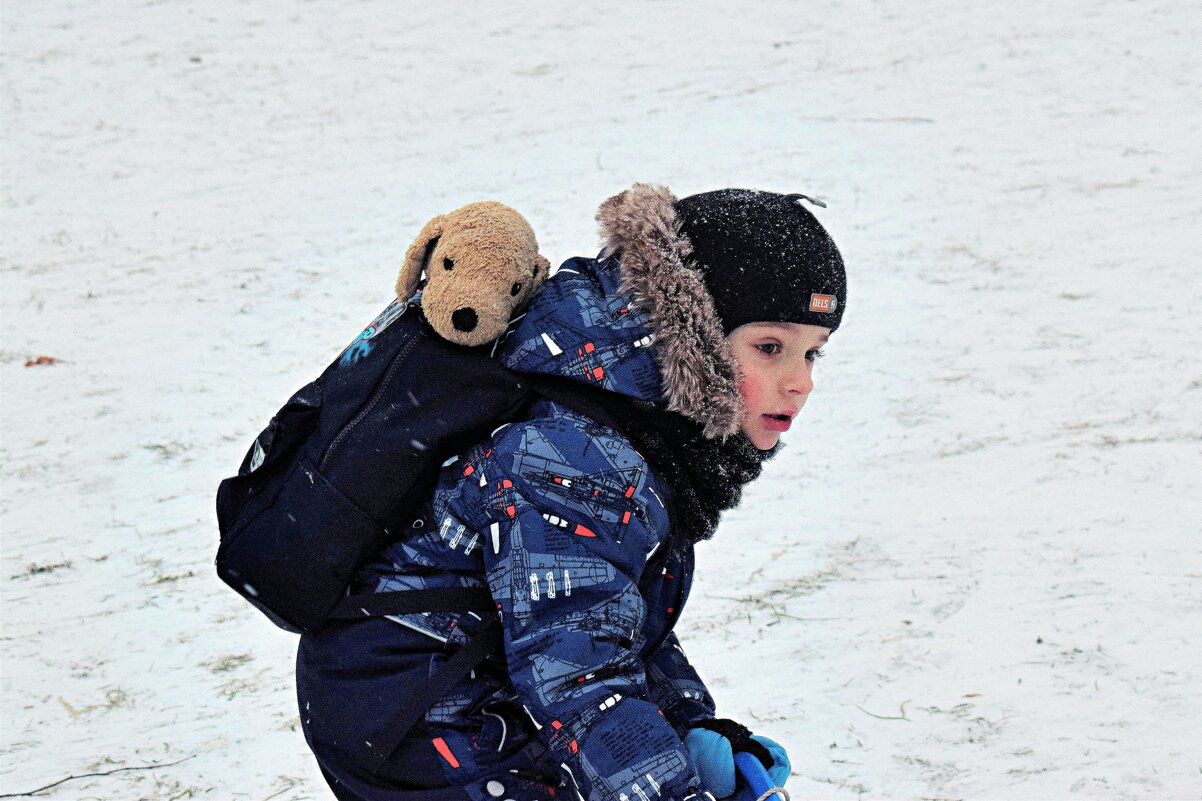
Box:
451;307;478;333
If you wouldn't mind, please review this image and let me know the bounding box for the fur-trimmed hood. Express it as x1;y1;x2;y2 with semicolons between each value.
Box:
597;183;742;439
496;184;742;440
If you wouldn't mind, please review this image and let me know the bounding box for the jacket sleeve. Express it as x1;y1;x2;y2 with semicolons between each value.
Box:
456;415;711;801
646;632;717;734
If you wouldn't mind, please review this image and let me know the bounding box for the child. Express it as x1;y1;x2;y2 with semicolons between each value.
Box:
296;183;847;801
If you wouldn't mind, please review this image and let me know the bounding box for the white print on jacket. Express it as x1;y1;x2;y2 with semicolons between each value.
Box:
528;569;572;601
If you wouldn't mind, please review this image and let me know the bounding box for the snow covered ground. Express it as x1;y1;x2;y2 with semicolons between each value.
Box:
3;1;1199;798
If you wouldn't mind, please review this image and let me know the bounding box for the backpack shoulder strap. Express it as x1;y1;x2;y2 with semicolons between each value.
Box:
362;616;504;775
325;586;501;775
327;586;493;619
523;373;630;436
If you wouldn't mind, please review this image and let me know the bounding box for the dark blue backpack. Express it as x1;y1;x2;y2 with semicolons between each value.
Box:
214;296;531;635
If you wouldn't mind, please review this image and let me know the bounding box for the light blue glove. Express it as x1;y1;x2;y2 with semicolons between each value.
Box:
729;737;790;800
753;735;790;783
684;725;790;799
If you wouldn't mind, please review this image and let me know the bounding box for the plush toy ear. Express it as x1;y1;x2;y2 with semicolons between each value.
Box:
533;254;551;285
396;215;444;299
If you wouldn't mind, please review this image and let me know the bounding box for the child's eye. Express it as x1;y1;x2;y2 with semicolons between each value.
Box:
806;348;826;361
755;343;781;355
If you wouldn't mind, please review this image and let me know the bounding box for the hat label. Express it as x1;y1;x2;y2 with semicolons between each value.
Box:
810;293;837;313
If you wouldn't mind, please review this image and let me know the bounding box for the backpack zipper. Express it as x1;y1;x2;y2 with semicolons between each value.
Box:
318;301;422;472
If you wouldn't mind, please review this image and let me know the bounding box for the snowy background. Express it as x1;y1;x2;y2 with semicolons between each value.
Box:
3;1;1200;799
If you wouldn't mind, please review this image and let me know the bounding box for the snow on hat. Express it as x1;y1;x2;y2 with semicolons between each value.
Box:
673;188;847;334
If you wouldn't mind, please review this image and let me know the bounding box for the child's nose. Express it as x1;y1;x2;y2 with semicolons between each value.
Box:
784;368;814;396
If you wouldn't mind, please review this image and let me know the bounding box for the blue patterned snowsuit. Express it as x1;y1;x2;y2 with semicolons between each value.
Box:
298;253;722;800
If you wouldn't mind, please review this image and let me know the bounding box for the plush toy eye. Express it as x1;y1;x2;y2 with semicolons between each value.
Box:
443;257;454;271
510;282;522;297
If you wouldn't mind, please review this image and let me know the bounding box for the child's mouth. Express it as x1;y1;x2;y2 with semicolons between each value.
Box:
762;414;792;432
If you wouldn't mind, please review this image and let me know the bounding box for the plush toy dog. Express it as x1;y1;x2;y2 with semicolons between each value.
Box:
396;201;551;347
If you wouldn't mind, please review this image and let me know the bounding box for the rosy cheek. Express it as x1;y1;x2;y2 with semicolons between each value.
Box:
738;375;763;413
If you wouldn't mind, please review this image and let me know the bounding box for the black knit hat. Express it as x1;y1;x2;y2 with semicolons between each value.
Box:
674;189;847;334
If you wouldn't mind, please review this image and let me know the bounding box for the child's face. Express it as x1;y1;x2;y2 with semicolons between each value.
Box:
727;321;831;450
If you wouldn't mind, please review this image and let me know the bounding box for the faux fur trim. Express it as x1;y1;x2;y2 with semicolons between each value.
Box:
596;183;743;440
